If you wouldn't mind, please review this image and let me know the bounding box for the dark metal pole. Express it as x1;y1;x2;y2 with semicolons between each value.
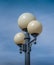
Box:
25;32;30;65
25;50;30;65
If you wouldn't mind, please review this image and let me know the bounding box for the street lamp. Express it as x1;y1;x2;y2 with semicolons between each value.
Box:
18;13;36;31
27;20;42;36
14;13;42;65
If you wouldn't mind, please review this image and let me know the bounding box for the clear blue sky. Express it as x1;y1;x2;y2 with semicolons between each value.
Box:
0;0;54;65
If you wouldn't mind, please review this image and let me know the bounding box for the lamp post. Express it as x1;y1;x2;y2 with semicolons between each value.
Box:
14;13;42;65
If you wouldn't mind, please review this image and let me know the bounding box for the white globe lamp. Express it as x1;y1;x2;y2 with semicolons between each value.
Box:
18;13;36;31
27;20;42;36
14;32;25;45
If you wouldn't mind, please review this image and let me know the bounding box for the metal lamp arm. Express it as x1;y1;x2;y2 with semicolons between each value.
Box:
28;38;36;44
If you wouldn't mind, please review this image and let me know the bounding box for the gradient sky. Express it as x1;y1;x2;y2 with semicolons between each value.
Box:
0;0;54;65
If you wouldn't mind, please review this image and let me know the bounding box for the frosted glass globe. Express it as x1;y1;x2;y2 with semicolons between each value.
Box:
14;32;25;44
27;20;42;35
18;13;36;30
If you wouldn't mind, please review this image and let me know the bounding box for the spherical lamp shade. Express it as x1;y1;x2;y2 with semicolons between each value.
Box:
27;20;42;36
18;13;36;30
14;32;25;45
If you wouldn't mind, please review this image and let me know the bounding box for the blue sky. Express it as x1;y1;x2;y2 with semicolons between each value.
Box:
0;0;54;65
